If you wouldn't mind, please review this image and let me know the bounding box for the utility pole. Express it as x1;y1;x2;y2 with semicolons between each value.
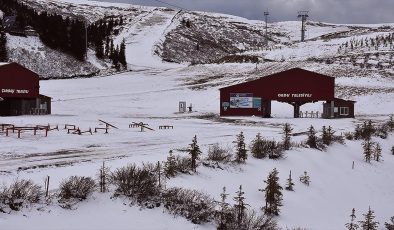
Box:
264;10;269;46
297;11;309;42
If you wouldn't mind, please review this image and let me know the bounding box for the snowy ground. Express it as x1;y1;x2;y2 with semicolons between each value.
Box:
1;0;394;229
1;64;394;229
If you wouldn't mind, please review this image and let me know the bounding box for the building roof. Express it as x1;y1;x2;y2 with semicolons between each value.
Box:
219;68;334;90
334;97;356;103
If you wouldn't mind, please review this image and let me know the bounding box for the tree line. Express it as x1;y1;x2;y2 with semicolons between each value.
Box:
0;0;126;68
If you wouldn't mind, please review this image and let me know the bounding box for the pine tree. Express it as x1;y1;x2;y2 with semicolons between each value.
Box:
345;208;359;230
164;150;177;178
189;135;201;172
299;171;310;186
235;132;247;163
217;187;231;230
355;124;362;140
283;123;293;150
362;140;373;163
233;185;248;227
306;125;318;148
374;143;382;162
322;126;335;146
119;38;127;68
260;168;283;216
104;36;110;57
388;115;394;132
385;216;394;230
359;207;379;230
95;38;104;59
251;133;267;159
285;170;294;191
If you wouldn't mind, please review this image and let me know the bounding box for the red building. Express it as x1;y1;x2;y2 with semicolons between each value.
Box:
220;68;355;118
0;62;51;116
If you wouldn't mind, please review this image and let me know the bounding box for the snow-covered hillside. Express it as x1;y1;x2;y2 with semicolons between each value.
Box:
1;0;391;79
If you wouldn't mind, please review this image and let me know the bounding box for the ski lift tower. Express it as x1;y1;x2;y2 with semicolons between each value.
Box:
264;10;269;46
297;11;309;42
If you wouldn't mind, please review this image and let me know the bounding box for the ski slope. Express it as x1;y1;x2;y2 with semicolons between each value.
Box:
0;65;394;229
1;0;394;229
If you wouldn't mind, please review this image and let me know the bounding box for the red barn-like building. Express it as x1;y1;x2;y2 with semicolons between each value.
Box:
220;68;355;118
0;63;51;116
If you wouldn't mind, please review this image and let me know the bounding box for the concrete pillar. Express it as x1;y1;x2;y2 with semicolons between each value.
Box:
331;101;335;118
293;103;300;118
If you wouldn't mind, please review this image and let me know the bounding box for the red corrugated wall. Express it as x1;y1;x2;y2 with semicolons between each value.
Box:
0;63;39;99
220;68;335;116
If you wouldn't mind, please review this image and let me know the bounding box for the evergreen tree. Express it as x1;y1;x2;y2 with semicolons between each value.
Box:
283;123;293;150
299;171;310;186
285;170;294;191
250;133;267;159
322;126;335;146
391;146;394;155
235;132;247;163
374;143;382;162
217;186;231;230
164;150;177;178
388;115;394;132
105;37;110;57
109;39;114;59
359;207;379;230
362;140;373;163
306;125;318;148
112;45;120;69
345;208;359;230
233;185;248;227
119;38;127;68
355;124;362;140
385;216;394;230
189;135;201;172
260;168;283;216
95;38;104;59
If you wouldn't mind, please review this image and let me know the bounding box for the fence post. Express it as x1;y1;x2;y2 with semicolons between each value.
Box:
45;176;50;197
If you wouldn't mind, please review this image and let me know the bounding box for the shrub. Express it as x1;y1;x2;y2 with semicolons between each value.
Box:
58;176;96;201
215;208;278;230
0;179;42;212
162;187;215;224
207;143;233;163
267;141;285;159
111;164;160;203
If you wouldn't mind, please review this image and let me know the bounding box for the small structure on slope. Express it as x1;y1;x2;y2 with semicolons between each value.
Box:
0;62;51;116
219;68;355;119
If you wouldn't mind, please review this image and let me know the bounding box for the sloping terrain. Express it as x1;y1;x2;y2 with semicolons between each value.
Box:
1;1;394;229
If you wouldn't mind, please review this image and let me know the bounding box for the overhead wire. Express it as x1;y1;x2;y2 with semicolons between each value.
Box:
149;0;189;11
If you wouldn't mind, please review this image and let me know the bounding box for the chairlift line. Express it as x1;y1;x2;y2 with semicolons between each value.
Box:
150;0;189;11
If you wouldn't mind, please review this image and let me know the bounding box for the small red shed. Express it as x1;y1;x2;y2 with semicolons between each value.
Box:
0;62;51;116
219;68;355;118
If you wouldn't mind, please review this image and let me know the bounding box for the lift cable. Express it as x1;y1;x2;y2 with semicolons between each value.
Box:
149;0;189;11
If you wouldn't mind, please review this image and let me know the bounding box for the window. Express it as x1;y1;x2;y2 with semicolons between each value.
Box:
340;107;349;115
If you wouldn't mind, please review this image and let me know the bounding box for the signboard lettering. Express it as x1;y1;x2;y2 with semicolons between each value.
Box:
1;89;30;94
278;93;312;98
